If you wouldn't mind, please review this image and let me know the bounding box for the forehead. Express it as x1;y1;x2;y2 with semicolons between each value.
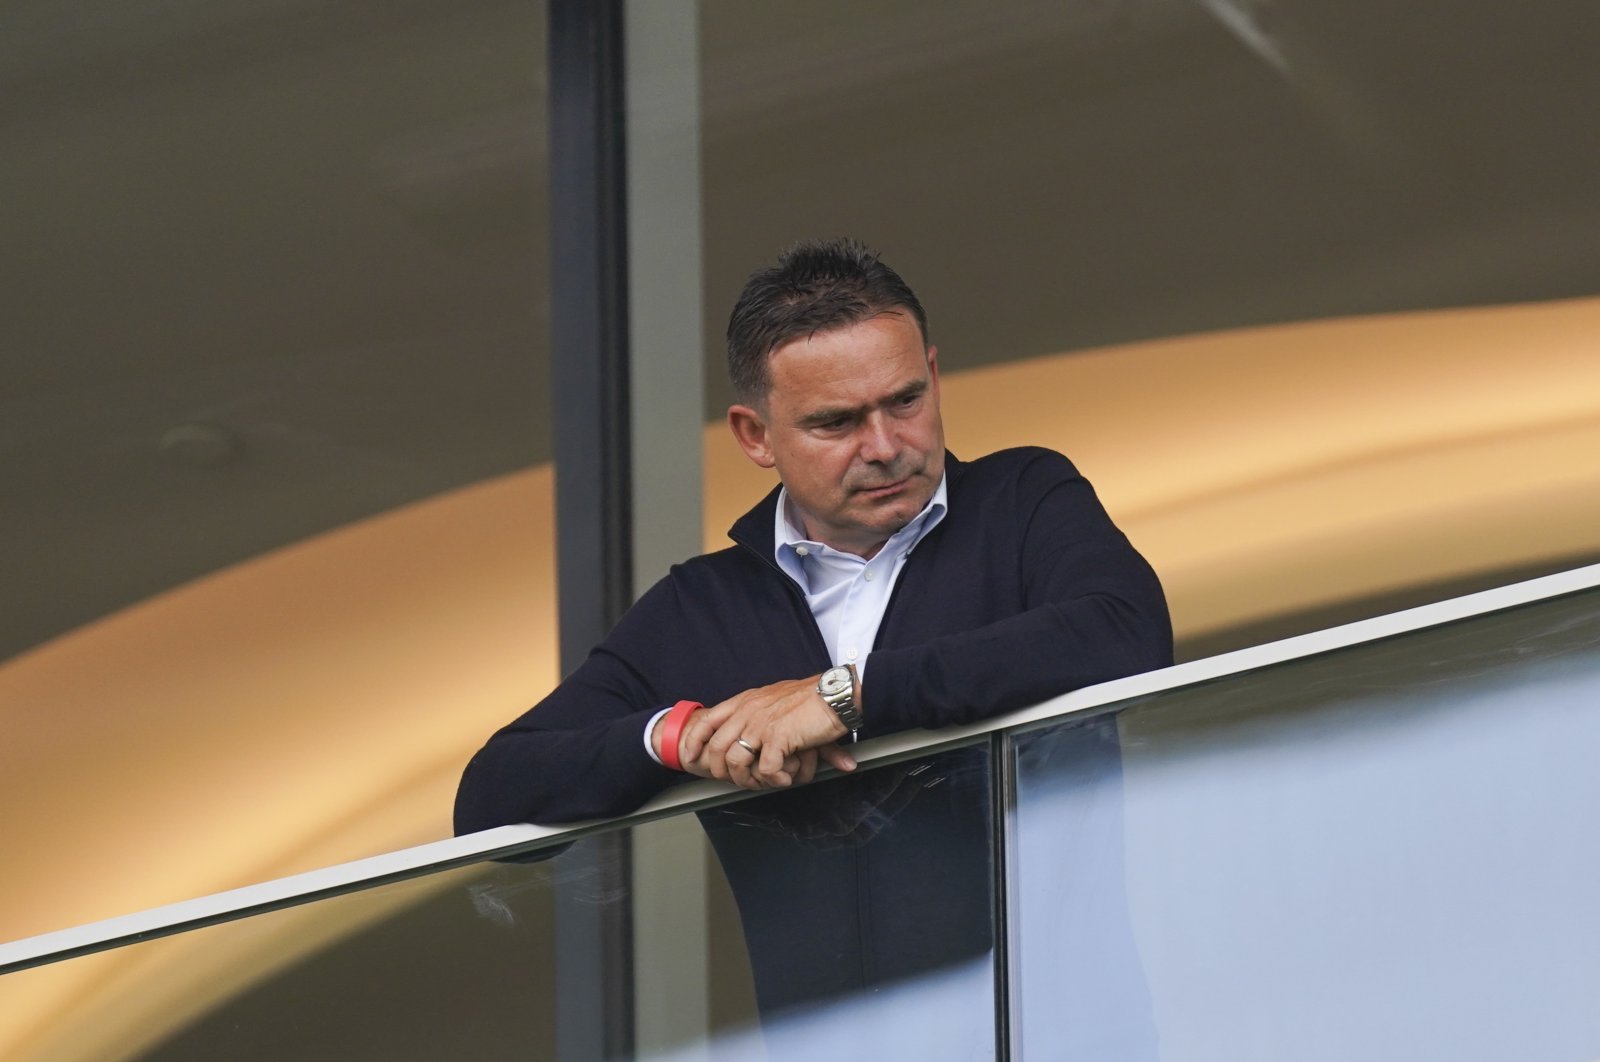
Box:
765;312;929;407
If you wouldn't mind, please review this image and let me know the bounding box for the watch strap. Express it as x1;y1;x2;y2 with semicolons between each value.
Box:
819;664;863;737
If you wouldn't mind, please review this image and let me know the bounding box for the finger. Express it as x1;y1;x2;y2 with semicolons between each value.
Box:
722;749;744;787
757;741;788;778
754;750;800;789
772;754;803;789
756;740;791;780
701;714;749;762
702;695;747;729
678;709;713;763
682;697;729;753
728;744;763;790
685;750;714;779
677;737;712;779
694;708;743;761
676;711;708;768
703;727;736;765
817;744;858;774
795;750;819;787
702;732;740;783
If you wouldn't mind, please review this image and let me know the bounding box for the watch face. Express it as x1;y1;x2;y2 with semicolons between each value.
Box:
820;666;851;695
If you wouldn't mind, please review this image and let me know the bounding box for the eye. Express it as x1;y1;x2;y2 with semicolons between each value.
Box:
807;414;851;433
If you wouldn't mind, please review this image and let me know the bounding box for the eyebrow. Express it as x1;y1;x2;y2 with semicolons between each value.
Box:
796;379;927;428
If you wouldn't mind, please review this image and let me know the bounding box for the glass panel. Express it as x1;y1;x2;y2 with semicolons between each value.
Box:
696;744;997;1060
0;0;553;943
692;1;1600;656
0;743;996;1061
698;0;1600;410
1011;586;1600;1060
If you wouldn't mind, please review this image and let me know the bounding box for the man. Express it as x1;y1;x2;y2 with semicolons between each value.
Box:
455;239;1170;1036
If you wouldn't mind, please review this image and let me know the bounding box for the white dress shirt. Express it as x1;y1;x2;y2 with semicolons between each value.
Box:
772;475;949;683
643;475;948;763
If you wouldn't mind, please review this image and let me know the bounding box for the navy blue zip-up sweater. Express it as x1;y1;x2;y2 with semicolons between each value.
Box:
454;447;1171;833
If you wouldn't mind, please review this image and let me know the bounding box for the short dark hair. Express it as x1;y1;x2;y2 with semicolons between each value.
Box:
726;238;930;404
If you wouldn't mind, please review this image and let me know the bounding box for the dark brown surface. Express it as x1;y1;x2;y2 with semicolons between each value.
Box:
7;0;1600;662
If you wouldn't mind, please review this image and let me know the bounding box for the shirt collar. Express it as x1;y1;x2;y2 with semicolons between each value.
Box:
773;474;949;581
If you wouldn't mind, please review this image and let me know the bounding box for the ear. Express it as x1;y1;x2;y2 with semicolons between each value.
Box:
926;344;942;397
727;403;776;469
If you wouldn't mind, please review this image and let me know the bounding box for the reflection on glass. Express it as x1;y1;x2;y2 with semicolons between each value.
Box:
700;744;996;1060
700;0;1600;410
1012;589;1600;1061
0;0;554;951
0;745;995;1061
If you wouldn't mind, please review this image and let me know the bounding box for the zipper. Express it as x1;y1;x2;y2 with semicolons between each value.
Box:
734;535;834;669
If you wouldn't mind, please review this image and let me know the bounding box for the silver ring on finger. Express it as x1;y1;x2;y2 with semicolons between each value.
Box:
735;737;759;756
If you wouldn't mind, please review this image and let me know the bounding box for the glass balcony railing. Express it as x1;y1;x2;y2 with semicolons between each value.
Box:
4;564;1599;1061
1010;575;1600;1060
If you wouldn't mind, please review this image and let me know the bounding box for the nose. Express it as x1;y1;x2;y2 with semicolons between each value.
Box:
859;413;899;465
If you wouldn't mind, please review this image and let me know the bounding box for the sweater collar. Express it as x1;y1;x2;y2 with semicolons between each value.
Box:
728;451;964;554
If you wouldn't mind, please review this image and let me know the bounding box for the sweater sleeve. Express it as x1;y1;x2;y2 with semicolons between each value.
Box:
864;451;1172;730
452;580;688;833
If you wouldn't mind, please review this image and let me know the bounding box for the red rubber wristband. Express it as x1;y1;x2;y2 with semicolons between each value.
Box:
656;700;701;772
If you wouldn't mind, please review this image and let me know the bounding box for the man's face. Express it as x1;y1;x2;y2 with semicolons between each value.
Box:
728;310;945;559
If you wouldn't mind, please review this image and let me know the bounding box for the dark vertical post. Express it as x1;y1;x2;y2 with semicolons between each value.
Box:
992;732;1018;1061
548;1;634;1059
550;5;632;651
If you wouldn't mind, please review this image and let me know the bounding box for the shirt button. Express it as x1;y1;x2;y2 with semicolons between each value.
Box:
795;546;808;556
847;648;859;660
863;569;875;582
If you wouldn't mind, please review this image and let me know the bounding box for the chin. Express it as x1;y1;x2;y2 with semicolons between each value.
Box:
870;503;921;535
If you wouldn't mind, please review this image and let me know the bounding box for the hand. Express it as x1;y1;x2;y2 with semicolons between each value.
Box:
681;676;858;790
652;707;795;782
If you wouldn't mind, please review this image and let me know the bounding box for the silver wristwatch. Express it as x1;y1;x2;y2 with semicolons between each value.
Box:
818;663;862;740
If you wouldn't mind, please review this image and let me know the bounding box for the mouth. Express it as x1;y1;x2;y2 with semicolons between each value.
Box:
857;478;909;499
